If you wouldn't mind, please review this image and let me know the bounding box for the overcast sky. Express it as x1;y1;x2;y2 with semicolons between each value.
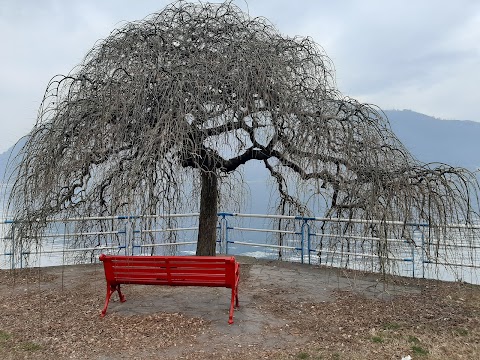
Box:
1;0;479;153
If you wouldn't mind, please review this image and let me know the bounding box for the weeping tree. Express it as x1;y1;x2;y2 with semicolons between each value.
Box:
7;1;480;259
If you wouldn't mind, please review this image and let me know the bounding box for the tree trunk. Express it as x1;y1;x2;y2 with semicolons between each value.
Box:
196;171;218;256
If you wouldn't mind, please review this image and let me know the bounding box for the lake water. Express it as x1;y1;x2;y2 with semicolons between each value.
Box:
1;202;479;284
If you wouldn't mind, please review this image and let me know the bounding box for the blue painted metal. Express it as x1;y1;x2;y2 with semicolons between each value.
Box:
63;222;68;267
225;217;230;254
217;212;234;217
11;223;15;270
295;216;316;221
225;224;235;254
2;212;477;280
421;229;426;278
411;239;415;278
215;212;232;254
300;220;308;264
117;215;141;224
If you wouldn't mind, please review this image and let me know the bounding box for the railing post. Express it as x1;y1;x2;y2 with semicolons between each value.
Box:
411;225;424;279
421;228;425;279
63;222;67;266
225;215;230;255
298;218;314;264
19;236;23;269
10;221;15;270
219;214;225;254
300;220;306;264
125;218;129;256
129;216;140;256
295;216;312;264
306;220;312;265
411;235;415;278
217;213;232;254
131;218;136;256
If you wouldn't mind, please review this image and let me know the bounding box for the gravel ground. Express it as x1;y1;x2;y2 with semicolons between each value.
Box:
0;256;479;359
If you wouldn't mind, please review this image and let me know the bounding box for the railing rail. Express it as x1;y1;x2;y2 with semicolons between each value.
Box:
1;212;479;284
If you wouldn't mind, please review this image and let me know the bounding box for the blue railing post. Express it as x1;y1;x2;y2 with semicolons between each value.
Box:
10;221;15;270
217;213;232;254
294;216;304;263
305;220;313;265
307;221;316;265
421;228;425;279
63;222;67;267
297;217;314;264
225;215;231;254
131;219;136;255
118;216;128;255
19;237;23;269
116;216;129;255
411;235;415;278
124;219;128;255
131;216;144;255
300;220;307;264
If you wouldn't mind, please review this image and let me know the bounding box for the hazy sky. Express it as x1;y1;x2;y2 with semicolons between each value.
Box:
1;0;479;153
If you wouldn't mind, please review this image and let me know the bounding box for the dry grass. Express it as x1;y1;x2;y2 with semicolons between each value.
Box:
260;283;480;359
0;267;206;360
0;262;479;359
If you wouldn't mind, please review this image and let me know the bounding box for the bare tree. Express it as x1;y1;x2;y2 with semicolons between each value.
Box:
7;1;479;258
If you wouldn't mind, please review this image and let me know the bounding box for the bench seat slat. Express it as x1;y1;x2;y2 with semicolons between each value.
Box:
114;279;230;286
109;267;229;275
109;269;229;277
110;273;229;282
108;256;233;262
110;264;229;270
109;261;231;269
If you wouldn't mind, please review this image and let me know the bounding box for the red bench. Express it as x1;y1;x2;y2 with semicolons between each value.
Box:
99;254;240;324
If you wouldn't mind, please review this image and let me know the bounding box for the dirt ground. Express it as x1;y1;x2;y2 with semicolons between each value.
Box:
0;256;479;360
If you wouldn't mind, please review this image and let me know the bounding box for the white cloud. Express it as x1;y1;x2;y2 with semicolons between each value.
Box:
1;0;479;153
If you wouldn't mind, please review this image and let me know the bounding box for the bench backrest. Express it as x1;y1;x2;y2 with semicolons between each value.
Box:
99;254;238;288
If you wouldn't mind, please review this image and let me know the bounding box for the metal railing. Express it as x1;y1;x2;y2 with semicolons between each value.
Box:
1;212;479;284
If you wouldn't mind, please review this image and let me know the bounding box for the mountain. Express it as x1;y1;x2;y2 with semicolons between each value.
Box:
0;137;26;184
1;110;479;208
385;110;480;170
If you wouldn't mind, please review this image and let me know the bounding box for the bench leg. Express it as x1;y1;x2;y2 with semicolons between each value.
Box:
235;285;239;308
100;283;126;317
229;286;239;325
117;284;126;303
